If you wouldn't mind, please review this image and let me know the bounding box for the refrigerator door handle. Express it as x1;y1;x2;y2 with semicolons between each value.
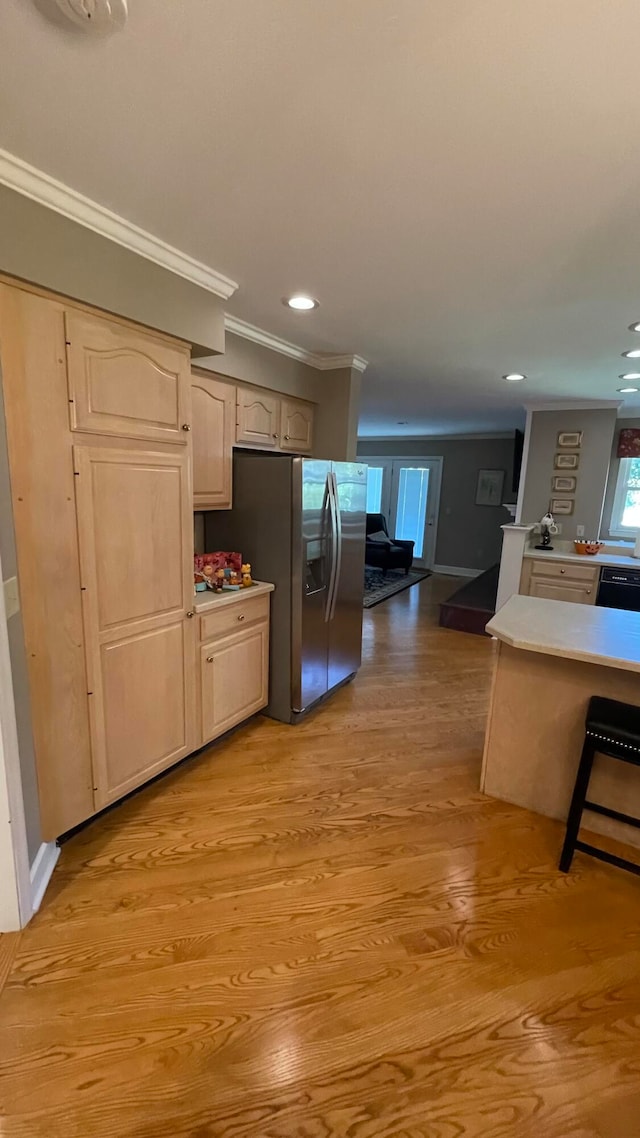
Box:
325;473;339;623
329;472;342;621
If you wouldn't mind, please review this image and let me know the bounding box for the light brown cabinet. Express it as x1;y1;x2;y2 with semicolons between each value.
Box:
65;310;191;444
200;625;269;744
74;445;196;807
236;385;314;454
279;397;314;453
198;592;270;746
236;388;280;448
191;370;235;509
520;558;598;606
0;276;274;842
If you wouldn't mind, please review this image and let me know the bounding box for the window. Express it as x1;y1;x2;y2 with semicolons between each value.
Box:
395;467;430;559
365;466;384;514
610;456;640;535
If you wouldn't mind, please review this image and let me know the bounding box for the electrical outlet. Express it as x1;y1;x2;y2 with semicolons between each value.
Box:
576;525;585;538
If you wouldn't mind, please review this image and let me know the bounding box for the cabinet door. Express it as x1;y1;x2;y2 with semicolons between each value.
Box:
529;579;596;605
66;311;191;443
200;625;268;744
236;388;280;448
192;373;235;509
74;445;196;807
280;398;314;453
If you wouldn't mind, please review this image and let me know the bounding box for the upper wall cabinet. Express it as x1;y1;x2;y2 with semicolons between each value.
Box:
192;371;235;510
236;388;280;448
280;398;313;453
236;385;314;454
65;311;191;443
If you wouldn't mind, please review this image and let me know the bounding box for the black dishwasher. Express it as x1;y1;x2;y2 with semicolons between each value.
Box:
596;566;640;611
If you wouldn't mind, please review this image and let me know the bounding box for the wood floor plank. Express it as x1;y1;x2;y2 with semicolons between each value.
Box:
1;575;638;1138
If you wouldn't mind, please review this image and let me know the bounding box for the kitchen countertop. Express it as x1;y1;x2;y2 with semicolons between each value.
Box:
193;580;274;612
486;594;640;674
523;546;640;569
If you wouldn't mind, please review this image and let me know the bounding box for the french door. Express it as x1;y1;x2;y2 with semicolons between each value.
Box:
365;457;442;569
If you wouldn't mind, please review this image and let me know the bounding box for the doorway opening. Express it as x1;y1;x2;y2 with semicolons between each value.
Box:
364;457;443;569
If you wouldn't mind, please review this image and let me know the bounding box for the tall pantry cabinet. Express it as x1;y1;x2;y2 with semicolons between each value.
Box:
0;280;195;838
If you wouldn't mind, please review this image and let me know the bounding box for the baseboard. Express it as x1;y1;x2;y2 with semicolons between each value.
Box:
433;564;482;578
30;841;60;914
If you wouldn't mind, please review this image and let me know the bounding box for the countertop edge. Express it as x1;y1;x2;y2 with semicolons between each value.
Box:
487;629;640;674
522;548;640;569
193;580;275;613
486;595;640;675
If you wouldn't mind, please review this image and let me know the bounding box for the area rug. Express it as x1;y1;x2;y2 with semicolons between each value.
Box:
363;566;431;608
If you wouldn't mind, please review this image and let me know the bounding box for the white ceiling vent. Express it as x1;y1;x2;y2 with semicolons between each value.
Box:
53;0;128;33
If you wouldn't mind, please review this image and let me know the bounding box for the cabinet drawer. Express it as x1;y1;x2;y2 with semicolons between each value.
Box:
529;559;599;584
199;594;269;642
529;579;596;605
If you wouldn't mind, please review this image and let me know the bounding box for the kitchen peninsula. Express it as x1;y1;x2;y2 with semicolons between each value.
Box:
482;595;640;852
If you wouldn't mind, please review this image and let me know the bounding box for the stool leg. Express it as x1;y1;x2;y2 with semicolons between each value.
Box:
559;738;596;873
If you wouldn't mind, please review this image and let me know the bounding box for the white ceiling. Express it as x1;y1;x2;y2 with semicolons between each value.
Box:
2;0;640;435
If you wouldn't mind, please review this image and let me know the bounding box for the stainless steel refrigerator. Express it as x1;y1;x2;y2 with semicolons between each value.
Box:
204;453;367;723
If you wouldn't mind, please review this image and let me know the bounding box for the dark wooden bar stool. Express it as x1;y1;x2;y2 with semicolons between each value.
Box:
559;695;640;877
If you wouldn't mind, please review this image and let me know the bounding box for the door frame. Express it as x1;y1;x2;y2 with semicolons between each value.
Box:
0;541;32;930
364;456;443;570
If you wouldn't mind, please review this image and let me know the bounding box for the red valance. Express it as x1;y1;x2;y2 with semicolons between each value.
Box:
617;428;640;458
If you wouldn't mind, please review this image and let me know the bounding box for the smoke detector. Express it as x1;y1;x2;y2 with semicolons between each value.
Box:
53;0;128;33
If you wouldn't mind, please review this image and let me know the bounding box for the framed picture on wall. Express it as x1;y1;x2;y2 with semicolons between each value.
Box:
557;431;583;449
550;497;574;515
475;468;505;506
554;452;579;470
552;475;577;492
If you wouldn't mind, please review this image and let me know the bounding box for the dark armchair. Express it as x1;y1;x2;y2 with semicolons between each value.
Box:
365;513;414;576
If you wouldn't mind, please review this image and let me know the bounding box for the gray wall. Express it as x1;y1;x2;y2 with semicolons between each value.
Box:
601;417;640;538
357;436;515;571
519;408;617;539
0;372;41;863
198;333;320;401
0;185;226;354
314;367;362;461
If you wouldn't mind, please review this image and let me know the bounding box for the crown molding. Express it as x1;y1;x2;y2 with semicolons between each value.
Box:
357;430;515;442
523;400;621;411
224;315;315;364
0;148;238;300
224;315;368;373
314;353;369;373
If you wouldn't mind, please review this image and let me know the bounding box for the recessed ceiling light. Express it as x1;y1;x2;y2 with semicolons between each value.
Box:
503;373;526;382
622;349;640;358
620;373;640;380
283;295;318;311
618;386;639;393
629;323;640;333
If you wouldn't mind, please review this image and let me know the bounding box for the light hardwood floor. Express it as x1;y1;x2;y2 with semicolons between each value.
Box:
1;576;639;1137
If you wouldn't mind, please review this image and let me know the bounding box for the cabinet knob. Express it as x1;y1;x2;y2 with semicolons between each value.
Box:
182;423;191;431
586;589;592;595
186;610;194;618
284;435;290;440
237;613;245;622
206;655;214;663
560;568;565;574
272;433;279;439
